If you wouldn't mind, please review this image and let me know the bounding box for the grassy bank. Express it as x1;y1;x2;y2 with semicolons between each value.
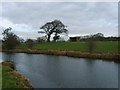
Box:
16;41;119;54
2;49;120;62
1;41;119;62
2;62;33;89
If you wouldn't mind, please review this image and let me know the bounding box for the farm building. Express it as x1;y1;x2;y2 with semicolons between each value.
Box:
69;37;80;42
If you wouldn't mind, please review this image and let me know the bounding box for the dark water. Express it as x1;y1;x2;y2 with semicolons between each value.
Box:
1;52;118;88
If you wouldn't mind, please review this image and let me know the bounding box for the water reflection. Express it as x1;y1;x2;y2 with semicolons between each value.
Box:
1;52;119;88
2;52;15;62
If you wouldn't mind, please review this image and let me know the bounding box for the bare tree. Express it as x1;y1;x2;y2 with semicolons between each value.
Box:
38;20;68;42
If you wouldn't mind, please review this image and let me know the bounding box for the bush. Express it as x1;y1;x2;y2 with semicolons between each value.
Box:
2;27;20;49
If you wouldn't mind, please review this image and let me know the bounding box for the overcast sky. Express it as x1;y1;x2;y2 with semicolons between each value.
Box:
0;2;118;40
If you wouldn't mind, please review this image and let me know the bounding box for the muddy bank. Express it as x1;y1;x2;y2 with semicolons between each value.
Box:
1;49;120;62
2;61;34;89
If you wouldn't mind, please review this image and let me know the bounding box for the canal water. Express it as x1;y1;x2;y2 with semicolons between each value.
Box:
1;52;118;88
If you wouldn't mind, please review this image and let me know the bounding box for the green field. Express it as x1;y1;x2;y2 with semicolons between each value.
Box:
16;41;119;54
0;64;1;90
2;65;21;88
2;62;33;88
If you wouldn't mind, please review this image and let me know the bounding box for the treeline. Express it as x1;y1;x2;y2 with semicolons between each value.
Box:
2;19;68;49
1;19;120;50
1;27;45;49
80;33;120;41
2;27;119;50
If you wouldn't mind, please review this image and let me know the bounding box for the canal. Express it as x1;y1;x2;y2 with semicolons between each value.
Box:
1;52;118;88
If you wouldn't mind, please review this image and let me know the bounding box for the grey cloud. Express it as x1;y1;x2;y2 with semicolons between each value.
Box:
1;2;118;39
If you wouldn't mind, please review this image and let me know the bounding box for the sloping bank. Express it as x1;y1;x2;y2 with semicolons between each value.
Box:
2;62;34;89
1;49;120;63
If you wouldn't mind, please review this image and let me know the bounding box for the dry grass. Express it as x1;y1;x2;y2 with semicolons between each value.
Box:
2;49;120;62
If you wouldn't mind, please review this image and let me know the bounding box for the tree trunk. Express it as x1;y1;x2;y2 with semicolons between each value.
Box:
53;33;57;42
47;34;51;42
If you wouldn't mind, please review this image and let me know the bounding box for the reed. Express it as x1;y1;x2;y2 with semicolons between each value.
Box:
2;49;120;62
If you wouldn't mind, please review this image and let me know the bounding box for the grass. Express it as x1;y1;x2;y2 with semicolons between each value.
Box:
0;64;2;90
16;41;119;54
2;62;33;88
2;65;21;88
94;41;118;54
